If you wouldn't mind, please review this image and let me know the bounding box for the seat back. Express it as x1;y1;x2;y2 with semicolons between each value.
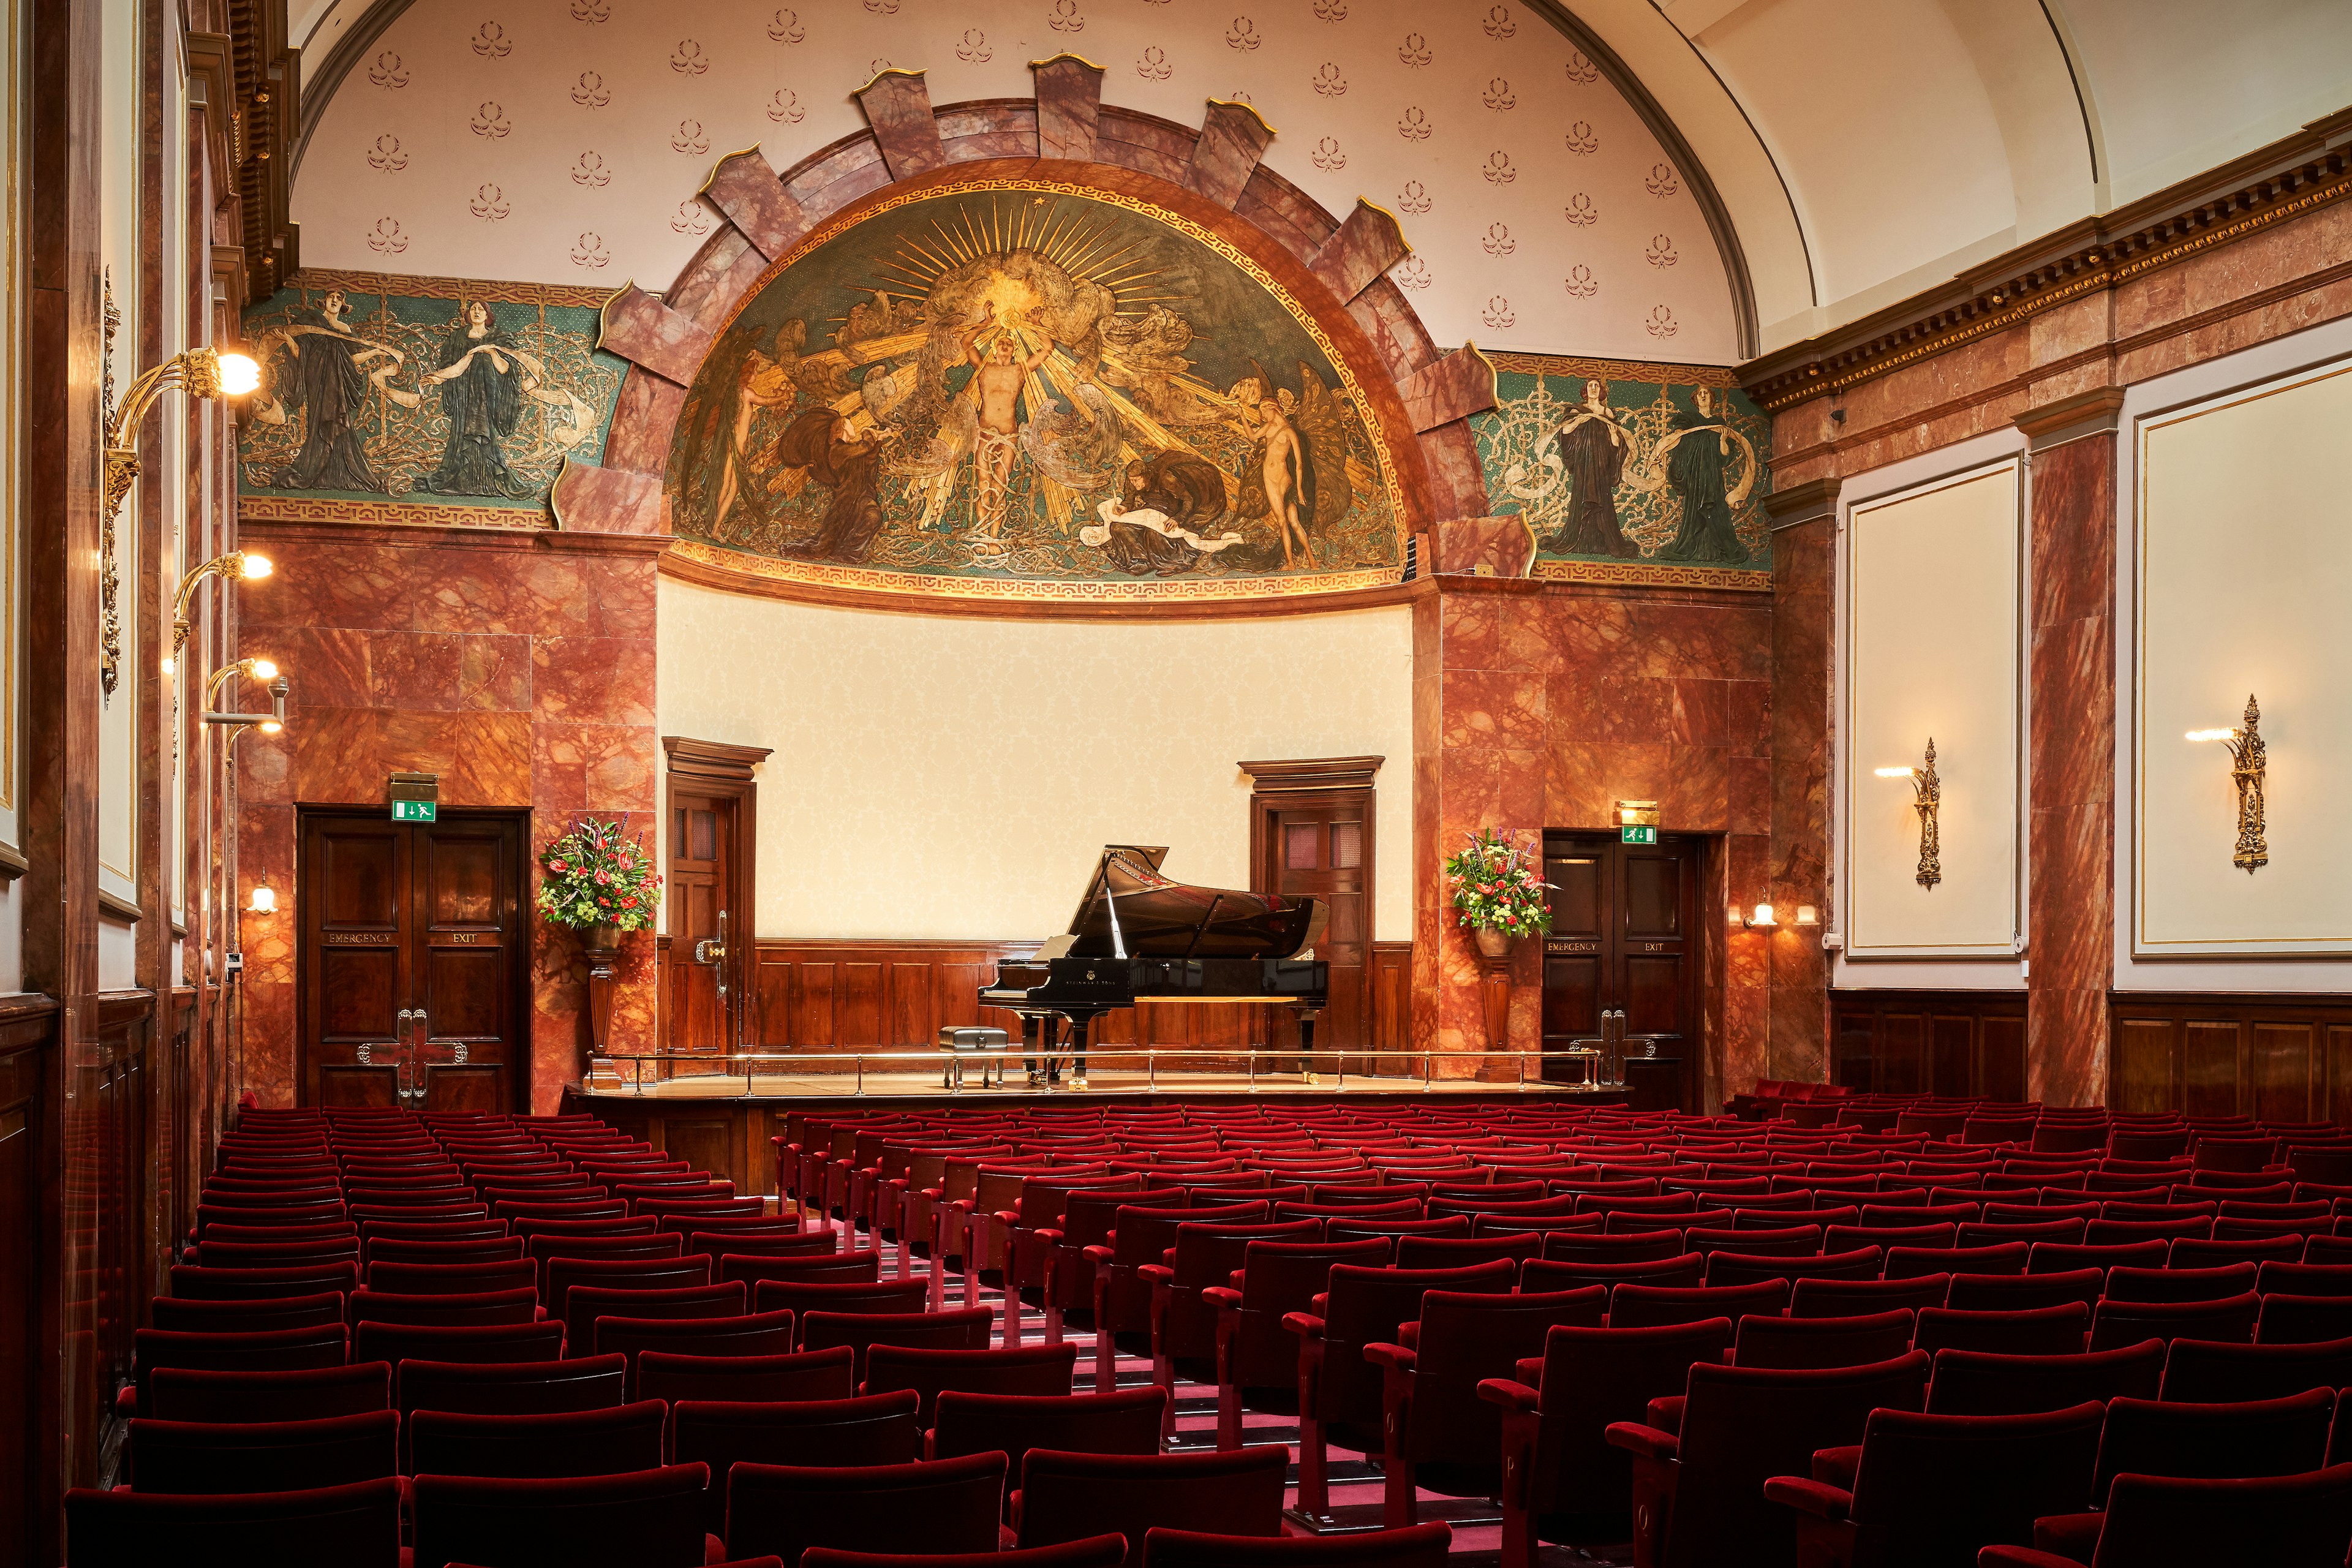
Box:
1606;1280;1789;1330
2103;1262;2260;1304
1055;1188;1191;1252
1313;1261;1516;1429
148;1362;391;1425
127;1410;398;1494
64;1476;401;1568
132;1325;350;1415
2258;1293;2352;1346
748;1276;927;1335
1943;1267;2103;1314
364;1259;536;1297
149;1292;347;1336
1926;1340;2166;1415
930;1386;1170;1474
1525;1318;1733;1518
595;1310;798;1397
544;1252;709;1319
637;1347;856;1406
2094;1390;2336;1501
1400;1287;1607;1467
1732;1310;1915;1371
1915;1303;2089;1358
352;1319;566;1369
2092;1463;2352;1568
565;1281;745;1357
1661;1353;1931;1568
2159;1334;2352;1404
395;1355;627;1462
2090;1291;2261;1353
408;1399;667;1480
1843;1402;2106;1568
717;1251;881;1289
346;1287;539;1330
410;1461;709;1568
1016;1446;1290;1556
673;1392;925;1534
720;1452;1006;1566
862;1341;1077;1425
1787;1275;1948;1318
801;1306;993;1381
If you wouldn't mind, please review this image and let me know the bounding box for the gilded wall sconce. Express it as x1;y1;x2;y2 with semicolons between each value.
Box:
2186;694;2267;873
1875;738;1942;889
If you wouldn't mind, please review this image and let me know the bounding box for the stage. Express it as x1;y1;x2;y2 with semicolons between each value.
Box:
558;1055;1641;1199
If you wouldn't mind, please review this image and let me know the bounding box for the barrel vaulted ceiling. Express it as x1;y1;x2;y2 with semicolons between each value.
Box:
288;0;2352;362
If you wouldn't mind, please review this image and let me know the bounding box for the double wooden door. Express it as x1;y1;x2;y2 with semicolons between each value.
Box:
1542;832;1699;1104
297;809;527;1111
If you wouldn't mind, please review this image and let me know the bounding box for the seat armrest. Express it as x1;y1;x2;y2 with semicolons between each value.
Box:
1283;1311;1327;1340
1362;1340;1414;1374
920;1186;942;1200
1604;1422;1679;1463
2030;1510;2105;1565
1229;1267;1246;1291
1398;1320;1421;1352
1514;1355;1542;1385
1646;1394;1686;1436
1477;1377;1540;1414
1202;1286;1243;1311
1033;1227;1064;1250
1082;1244;1115;1267
1811;1444;1861;1490
1136;1264;1174;1287
1762;1476;1852;1521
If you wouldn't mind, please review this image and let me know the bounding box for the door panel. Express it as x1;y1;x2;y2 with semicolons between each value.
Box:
1543;832;1700;1109
299;810;527;1112
1261;802;1370;1070
666;791;739;1061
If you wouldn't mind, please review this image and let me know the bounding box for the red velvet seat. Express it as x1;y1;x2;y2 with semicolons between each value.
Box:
353;1318;565;1369
170;1261;361;1301
149;1292;345;1335
126;1410;398;1494
1084;1200;1273;1382
565;1281;744;1358
635;1347;854;1406
412;1462;710;1568
544;1251;710;1321
1790;1275;1949;1317
1606;1279;1789;1329
746;1276;926;1341
1776;1402;2102;1568
1207;1236;1391;1449
129;1325;350;1418
1140;1523;1453;1567
929;1387;1169;1486
2258;1292;2352;1344
802;1305;995;1380
1284;1259;1515;1520
1889;1243;2029;1281
1539;1229;1689;1266
2158;1333;2352;1402
1367;1286;1608;1524
1915;1303;2089;1357
1943;1268;2103;1314
1143;1217;1322;1418
362;1235;525;1268
2102;1262;2258;1304
346;1287;538;1331
148;1362;391;1425
1983;1463;2352;1568
673;1391;925;1533
409;1398;666;1479
595;1310;797;1396
65;1476;401;1568
1482;1317;1733;1566
1706;1247;1883;1289
864;1341;1077;1425
1931;1341;2167;1417
718;1248;882;1289
1016;1446;1289;1565
2089;1292;2260;1352
363;1259;536;1298
723;1452;1007;1565
805;1540;1125;1568
1733;1310;1915;1370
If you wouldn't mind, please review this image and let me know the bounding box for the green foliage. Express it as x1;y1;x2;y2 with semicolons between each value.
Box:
536;816;661;933
1443;828;1553;936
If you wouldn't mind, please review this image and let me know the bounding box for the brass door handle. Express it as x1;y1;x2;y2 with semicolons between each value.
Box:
693;938;726;965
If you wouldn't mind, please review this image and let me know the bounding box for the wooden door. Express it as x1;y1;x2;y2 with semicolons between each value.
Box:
1258;802;1370;1069
0;1091;32;1567
1542;832;1700;1108
298;809;527;1112
666;791;742;1059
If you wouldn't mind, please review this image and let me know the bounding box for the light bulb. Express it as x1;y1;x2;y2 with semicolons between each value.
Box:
1751;903;1777;927
240;553;273;579
1873;766;1914;778
2184;728;2233;742
215;352;262;396
160;655;175;676
251;658;278;679
259;720;282;734
247;885;276;913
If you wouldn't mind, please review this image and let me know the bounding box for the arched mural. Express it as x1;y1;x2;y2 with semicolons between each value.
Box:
663;176;1411;605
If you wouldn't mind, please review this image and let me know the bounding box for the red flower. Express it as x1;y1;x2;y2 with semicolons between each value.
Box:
594;869;611;884
622;896;637;909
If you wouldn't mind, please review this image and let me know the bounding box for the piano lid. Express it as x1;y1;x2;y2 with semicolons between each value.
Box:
1048;845;1327;962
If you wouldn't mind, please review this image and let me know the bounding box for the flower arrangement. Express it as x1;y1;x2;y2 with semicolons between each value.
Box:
536;816;661;934
1444;828;1553;937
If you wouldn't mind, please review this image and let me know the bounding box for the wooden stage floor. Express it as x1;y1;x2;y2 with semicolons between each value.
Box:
571;1064;1606;1105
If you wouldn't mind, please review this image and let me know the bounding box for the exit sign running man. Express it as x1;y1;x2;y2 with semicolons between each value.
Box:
1621;824;1657;845
393;799;437;823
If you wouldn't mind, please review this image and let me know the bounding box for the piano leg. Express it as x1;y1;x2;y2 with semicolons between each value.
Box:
1022;1014;1045;1085
1066;1014;1090;1089
1295;1007;1321;1084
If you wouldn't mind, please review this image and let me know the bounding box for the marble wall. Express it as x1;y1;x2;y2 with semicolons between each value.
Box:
234;521;662;1112
1410;572;1777;1100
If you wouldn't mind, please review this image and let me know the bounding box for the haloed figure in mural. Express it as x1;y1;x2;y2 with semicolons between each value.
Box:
413;300;535;498
260;289;396;492
1550;377;1638;557
1658;385;1753;565
963;309;1057;544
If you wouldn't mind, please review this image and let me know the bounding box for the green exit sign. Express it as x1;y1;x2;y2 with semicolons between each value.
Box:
393;799;438;823
1621;824;1657;845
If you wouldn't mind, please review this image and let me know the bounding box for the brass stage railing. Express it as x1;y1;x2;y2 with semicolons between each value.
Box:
586;1045;1613;1098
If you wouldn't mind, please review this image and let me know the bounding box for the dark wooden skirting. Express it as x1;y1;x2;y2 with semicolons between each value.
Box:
1829;989;2029;1099
2109;992;2352;1123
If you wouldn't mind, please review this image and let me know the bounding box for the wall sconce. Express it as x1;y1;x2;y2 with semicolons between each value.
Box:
98;306;262;695
204;657;279;709
1735;902;1778;930
209;676;290;763
170;551;274;664
1794;906;1819;927
247;885;277;914
2187;693;2267;873
1875;737;1942;889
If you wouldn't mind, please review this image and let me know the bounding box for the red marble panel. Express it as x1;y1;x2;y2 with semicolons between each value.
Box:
533;636;655;728
701;150;807;261
1437;590;1501;671
1033;56;1104;161
551;462;665;536
1235;186;1328;267
1728;755;1773;836
1398;349;1499;434
1310;200;1411;305
251;625;372;709
854;72;948;181
666;224;757;325
1186;100;1275;209
246;543;410;633
284;709;380;803
580;724;659;812
598;285;712;387
377;710;533;807
459;636;533;712
1660;745;1732;832
369;631;467;712
601;374;687;477
1416;425;1490;522
1727;679;1771;756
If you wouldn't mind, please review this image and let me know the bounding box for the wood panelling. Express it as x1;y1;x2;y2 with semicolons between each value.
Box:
687;938;1416;1069
1829;990;2029;1100
2109;993;2352;1122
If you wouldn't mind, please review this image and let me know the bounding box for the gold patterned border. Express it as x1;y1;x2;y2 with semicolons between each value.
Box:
709;175;1411;541
1485;350;1748;391
239;492;552;531
1532;559;1771;593
271;266;621;312
667;538;1400;603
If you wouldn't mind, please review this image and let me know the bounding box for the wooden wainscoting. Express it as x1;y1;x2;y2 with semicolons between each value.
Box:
1829;989;2029;1099
693;938;1417;1070
2109;993;2352;1121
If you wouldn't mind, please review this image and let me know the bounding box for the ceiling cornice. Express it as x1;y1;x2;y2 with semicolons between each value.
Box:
1740;107;2352;412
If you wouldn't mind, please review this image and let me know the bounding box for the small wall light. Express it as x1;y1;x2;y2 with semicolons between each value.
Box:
1794;905;1819;927
172;551;274;660
247;885;277;913
2187;693;2267;873
1875;737;1942;889
1739;903;1778;930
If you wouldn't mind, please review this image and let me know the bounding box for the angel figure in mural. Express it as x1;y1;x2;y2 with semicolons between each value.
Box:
709;318;808;535
963;309;1058;545
250;289;402;492
1547;378;1640;557
412;300;541;498
775;396;899;563
1655;385;1758;565
1234;362;1355;570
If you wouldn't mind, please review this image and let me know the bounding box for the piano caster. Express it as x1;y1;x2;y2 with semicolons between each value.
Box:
1068;1076;1087;1091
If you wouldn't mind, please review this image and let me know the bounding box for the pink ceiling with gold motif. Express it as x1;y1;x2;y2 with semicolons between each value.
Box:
292;0;1743;363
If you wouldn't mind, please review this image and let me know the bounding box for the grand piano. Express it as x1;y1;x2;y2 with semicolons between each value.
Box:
978;846;1329;1087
